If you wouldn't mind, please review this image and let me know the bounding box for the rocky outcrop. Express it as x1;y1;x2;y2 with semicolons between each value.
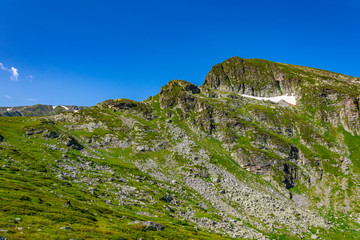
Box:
159;80;200;109
63;137;84;150
130;221;165;231
201;57;300;97
341;96;360;134
98;98;155;120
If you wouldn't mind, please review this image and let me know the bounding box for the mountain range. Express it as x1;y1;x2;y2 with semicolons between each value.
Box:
0;105;86;117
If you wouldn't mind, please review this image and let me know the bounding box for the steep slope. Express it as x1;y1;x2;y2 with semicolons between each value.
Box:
1;57;360;240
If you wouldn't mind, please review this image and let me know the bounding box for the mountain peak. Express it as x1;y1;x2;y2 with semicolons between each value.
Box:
202;57;298;97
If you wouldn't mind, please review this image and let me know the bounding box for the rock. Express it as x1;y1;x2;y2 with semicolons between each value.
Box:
165;206;175;213
0;236;8;240
196;171;209;178
60;226;71;230
202;57;291;97
64;137;83;150
89;187;98;194
26;128;43;135
64;200;72;207
15;218;21;221
136;211;152;216
160;194;174;203
0;134;3;142
131;221;164;231
136;145;146;152
43;131;59;139
159;80;200;109
26;130;34;135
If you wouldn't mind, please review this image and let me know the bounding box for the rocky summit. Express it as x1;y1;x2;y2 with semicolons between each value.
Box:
1;56;360;239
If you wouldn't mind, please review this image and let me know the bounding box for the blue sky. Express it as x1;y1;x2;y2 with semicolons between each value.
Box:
0;0;359;106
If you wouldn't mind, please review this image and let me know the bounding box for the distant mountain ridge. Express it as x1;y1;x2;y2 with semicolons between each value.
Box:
0;104;87;117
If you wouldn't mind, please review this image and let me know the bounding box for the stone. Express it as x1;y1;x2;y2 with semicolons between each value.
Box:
196;171;209;178
131;221;164;231
160;194;174;203
43;131;59;139
165;206;175;213
64;200;72;207
64;137;83;150
136;145;146;152
60;226;71;230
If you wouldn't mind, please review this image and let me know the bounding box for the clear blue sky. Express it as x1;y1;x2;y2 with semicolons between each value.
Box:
0;0;359;106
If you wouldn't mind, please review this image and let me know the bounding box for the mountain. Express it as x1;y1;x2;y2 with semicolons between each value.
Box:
0;104;87;117
1;56;360;239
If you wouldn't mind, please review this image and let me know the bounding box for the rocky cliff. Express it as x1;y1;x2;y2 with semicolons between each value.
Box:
0;57;360;240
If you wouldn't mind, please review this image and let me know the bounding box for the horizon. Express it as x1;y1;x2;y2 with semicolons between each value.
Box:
1;55;358;108
1;0;359;107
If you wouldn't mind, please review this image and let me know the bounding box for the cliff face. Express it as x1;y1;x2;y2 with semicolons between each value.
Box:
202;57;299;97
1;57;360;240
203;56;360;134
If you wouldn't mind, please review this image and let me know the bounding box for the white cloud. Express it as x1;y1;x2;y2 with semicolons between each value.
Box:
26;98;37;101
0;62;19;81
4;94;12;99
10;67;18;81
27;74;33;79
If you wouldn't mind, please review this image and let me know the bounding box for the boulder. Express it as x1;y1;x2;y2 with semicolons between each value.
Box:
64;137;84;150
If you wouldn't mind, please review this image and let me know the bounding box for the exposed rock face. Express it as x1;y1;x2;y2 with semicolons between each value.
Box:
341;96;360;134
159;80;200;109
202;57;300;97
43;131;59;139
63;137;84;150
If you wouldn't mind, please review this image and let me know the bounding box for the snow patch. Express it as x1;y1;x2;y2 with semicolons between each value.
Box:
52;105;57;109
241;94;297;105
61;105;69;110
